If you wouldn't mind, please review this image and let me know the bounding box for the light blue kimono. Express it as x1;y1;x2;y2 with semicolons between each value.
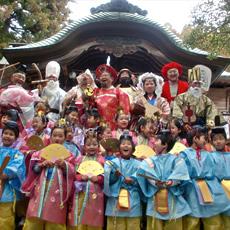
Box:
0;146;25;202
137;153;191;220
104;157;142;217
212;151;230;216
180;148;230;218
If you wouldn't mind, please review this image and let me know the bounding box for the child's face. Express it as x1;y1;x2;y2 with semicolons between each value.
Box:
117;114;129;129
143;79;156;94
51;128;65;144
32;117;45;133
84;138;99;156
66;131;73;142
141;122;154;138
102;127;112;139
170;121;180;138
2;129;16;147
120;139;133;158
68;111;79;125
154;138;166;154
212;134;226;151
87;116;99;128
1;115;9;127
194;135;206;149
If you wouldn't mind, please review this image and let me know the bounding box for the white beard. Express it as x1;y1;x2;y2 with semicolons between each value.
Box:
44;81;60;98
188;87;202;98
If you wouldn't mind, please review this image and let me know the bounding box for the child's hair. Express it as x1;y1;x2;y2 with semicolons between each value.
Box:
136;117;152;133
34;114;49;125
65;104;78;116
50;125;67;137
186;126;207;147
5;109;19;122
156;130;176;152
2;121;19;138
119;132;135;153
170;118;186;138
211;128;227;140
86;108;100;119
84;131;99;145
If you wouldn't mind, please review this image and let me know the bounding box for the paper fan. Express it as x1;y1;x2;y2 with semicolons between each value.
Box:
77;160;104;176
133;145;155;158
169;142;187;155
26;135;45;151
40;144;71;162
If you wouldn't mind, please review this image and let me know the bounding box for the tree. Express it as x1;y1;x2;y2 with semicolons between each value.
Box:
0;0;70;50
181;0;230;57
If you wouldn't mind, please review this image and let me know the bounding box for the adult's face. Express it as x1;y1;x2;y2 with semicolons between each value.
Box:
11;73;25;85
79;73;93;88
167;68;179;83
119;72;133;87
143;78;156;95
99;71;113;88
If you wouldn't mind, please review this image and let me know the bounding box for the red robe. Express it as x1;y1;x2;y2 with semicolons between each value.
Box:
162;80;189;104
94;87;130;130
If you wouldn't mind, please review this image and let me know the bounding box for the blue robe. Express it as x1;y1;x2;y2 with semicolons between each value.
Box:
212;151;230;216
0;146;25;202
104;157;142;217
137;153;191;220
180;148;230;218
64;141;81;157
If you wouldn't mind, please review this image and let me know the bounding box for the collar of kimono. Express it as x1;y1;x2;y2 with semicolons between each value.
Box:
195;147;201;161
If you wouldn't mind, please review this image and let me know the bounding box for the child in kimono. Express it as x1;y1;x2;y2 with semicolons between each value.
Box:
137;130;191;230
104;134;142;230
68;132;104;230
136;117;155;148
0;121;25;230
112;111;136;140
22;125;75;230
211;126;230;229
180;126;230;230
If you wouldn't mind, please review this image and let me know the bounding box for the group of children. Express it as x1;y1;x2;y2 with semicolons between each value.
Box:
0;102;230;230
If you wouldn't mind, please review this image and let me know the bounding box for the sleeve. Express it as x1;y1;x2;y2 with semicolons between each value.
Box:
117;89;131;114
172;94;184;118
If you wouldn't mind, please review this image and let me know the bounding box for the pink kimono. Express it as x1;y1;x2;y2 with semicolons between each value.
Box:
68;155;105;227
21;151;75;224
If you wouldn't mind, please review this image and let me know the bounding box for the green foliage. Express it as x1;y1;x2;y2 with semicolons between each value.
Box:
0;0;70;50
181;0;230;57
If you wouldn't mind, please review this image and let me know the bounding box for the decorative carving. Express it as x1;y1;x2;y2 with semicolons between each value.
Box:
90;0;147;16
95;36;142;57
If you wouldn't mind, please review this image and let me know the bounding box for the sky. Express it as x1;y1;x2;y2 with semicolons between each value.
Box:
68;0;203;33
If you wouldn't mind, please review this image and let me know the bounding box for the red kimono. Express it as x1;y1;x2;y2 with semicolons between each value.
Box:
162;80;189;104
21;151;75;224
94;87;130;130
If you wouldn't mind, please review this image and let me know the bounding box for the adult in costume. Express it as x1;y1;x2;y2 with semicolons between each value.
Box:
172;66;225;127
93;64;131;130
161;62;189;105
0;72;40;126
41;61;66;122
137;72;170;123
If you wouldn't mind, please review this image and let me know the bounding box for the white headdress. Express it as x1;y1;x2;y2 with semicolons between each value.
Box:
45;61;61;79
76;69;97;88
137;72;164;98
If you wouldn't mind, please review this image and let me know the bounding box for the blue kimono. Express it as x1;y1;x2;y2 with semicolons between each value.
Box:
180;148;230;218
137;153;191;220
64;141;81;157
212;151;230;216
104;157;142;217
0;146;25;203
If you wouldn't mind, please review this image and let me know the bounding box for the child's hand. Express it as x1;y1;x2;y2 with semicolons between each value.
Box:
81;175;89;181
165;180;173;187
90;176;98;183
124;177;133;184
40;160;54;168
55;159;65;169
115;170;122;177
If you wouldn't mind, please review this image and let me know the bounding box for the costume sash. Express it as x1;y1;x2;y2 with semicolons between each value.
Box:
196;180;213;204
0;156;11;198
155;188;169;215
117;188;130;211
221;180;230;200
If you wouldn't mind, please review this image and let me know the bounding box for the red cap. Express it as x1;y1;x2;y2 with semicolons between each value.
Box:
95;64;118;82
161;62;183;79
